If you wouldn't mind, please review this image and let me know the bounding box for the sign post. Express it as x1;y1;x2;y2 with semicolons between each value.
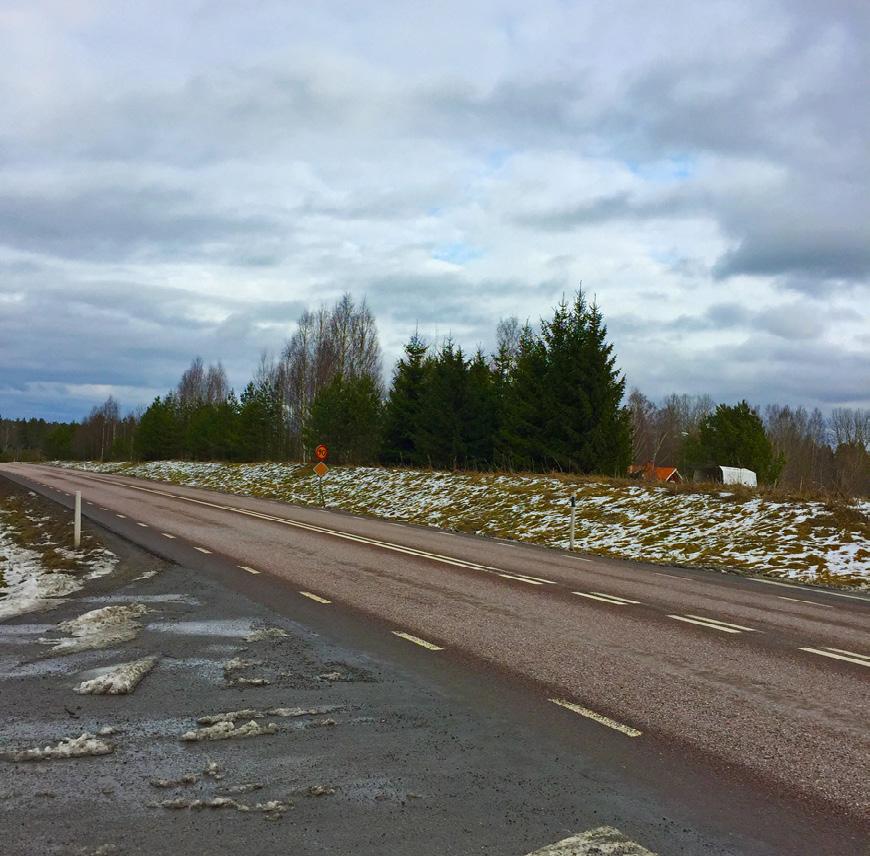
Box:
569;494;576;551
313;445;329;506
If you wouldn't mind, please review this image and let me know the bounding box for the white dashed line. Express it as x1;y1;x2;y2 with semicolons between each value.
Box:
162;532;175;539
668;614;741;633
568;554;593;563
116;514;126;519
238;565;260;575
194;547;212;554
136;522;148;528
683;614;759;632
299;591;331;603
549;698;642;737
799;646;870;667
573;591;642;605
391;631;443;651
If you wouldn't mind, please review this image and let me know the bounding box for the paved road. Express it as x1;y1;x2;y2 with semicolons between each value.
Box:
3;462;869;849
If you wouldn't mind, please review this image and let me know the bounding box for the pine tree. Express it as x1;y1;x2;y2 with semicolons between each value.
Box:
381;334;428;465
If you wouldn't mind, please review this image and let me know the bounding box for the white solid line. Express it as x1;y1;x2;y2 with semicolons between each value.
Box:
496;573;543;585
194;547;212;554
684;614;759;632
749;577;868;602
299;591;331;603
238;565;260;575
777;596;834;608
654;572;688;580
549;698;642;737
799;647;870;668
162;533;176;539
668;614;741;633
391;631;443;651
569;555;593;562
573;591;632;605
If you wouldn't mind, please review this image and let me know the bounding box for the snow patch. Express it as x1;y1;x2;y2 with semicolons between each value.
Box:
196;705;341;725
2;732;113;761
180;719;277;741
74;656;158;695
40;604;150;654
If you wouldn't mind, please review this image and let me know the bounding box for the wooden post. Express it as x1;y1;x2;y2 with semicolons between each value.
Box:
569;494;576;550
74;491;82;549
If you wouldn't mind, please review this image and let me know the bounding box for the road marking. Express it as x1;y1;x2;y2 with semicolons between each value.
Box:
654;572;688;580
85;501;93;505
116;514;126;519
684;614;759;632
238;565;261;575
799;646;870;668
668;614;741;633
194;546;212;554
549;698;642;737
162;532;175;539
136;522;148;528
749;577;868;602
572;591;642;605
391;631;443;651
568;554;593;563
299;591;331;603
777;596;834;608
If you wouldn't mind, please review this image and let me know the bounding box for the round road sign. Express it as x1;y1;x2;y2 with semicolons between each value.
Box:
314;444;328;461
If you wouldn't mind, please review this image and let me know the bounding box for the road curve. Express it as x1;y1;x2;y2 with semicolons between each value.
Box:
3;462;869;829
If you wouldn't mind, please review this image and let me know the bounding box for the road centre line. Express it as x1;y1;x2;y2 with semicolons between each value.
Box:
668;614;741;633
299;591;331;603
572;591;641;605
799;647;870;667
683;614;759;632
392;631;443;651
549;698;642;737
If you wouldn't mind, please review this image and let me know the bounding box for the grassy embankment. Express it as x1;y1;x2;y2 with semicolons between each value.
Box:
55;461;870;589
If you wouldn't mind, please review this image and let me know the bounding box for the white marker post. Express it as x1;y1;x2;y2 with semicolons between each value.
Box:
569;494;576;551
74;491;82;549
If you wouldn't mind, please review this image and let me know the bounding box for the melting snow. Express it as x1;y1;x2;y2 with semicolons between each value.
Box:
74;656;158;695
2;732;113;761
180;719;277;741
39;604;150;654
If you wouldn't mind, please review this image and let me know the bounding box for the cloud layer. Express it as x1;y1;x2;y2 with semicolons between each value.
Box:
1;0;867;420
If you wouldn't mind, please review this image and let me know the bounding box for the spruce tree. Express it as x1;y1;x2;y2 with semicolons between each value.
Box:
498;324;548;470
417;340;469;469
381;334;428;465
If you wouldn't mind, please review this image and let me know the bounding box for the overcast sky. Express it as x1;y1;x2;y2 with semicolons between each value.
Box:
1;0;868;421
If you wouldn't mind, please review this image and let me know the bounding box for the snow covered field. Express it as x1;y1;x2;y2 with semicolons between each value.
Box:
58;461;870;588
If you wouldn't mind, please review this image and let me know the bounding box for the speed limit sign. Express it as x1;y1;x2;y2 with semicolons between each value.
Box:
314;444;328;461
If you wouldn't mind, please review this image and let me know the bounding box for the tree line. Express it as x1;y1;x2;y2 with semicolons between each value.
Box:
1;289;867;495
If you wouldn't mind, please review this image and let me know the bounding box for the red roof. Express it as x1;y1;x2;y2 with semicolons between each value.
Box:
627;462;683;482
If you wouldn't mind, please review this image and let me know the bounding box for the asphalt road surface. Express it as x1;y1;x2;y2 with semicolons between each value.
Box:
2;462;868;853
